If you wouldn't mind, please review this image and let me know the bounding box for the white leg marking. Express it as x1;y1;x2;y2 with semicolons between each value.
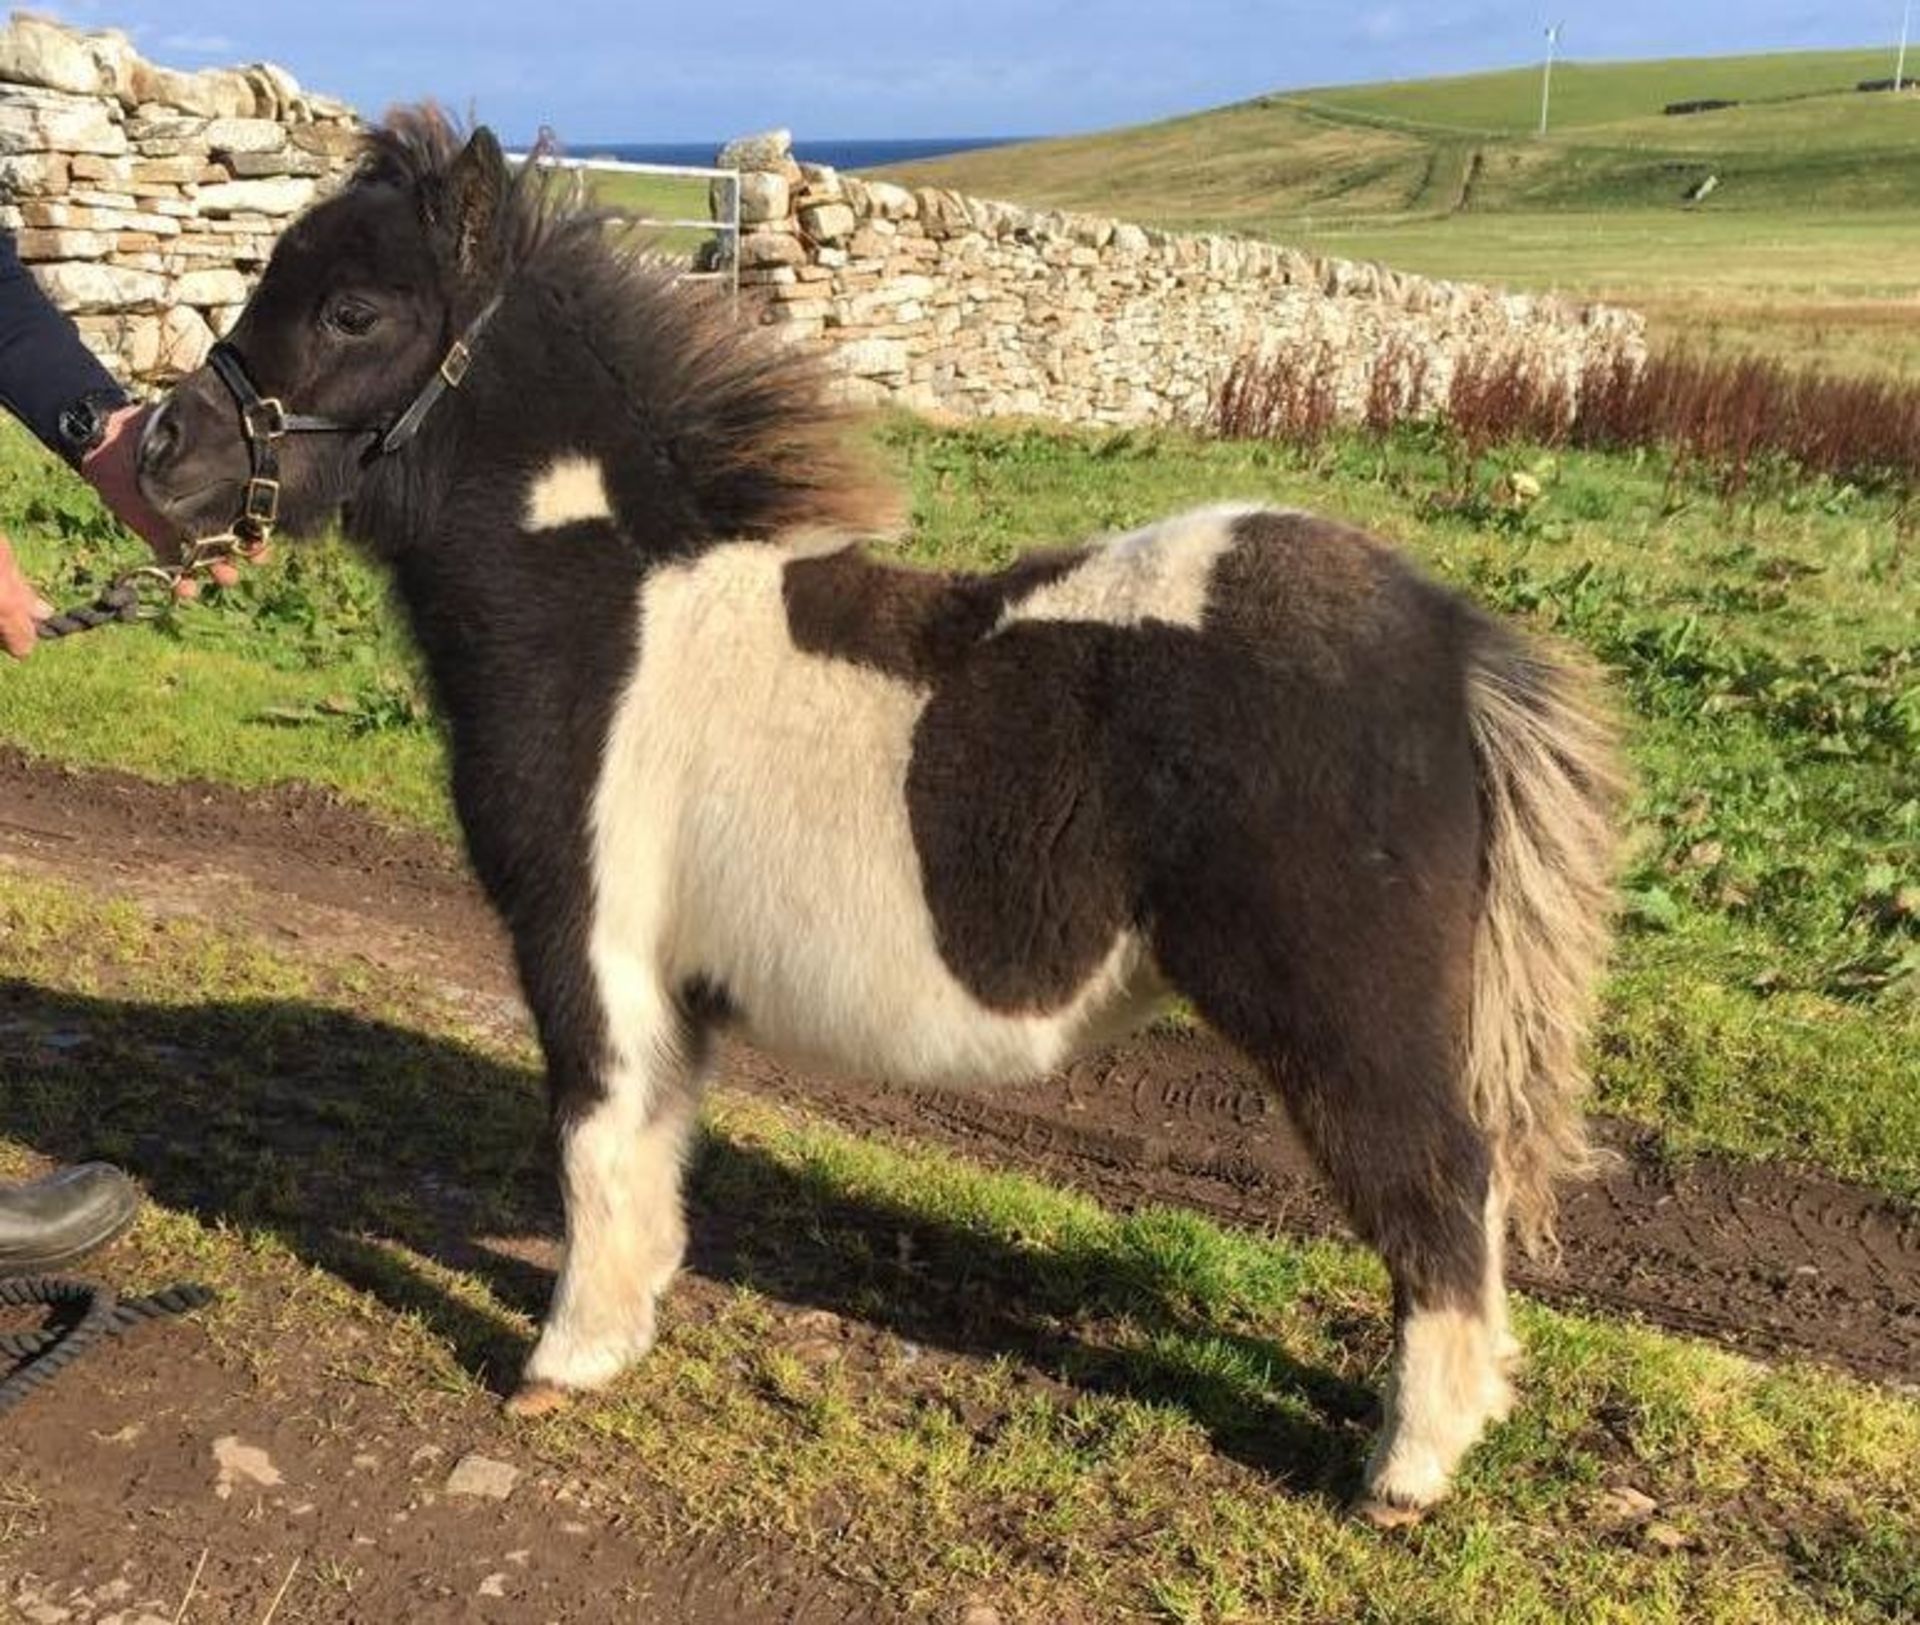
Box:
521;569;688;1396
524;1057;698;1394
1365;1305;1512;1510
524;454;614;531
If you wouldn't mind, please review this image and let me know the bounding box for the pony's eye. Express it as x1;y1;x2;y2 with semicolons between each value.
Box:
326;297;380;337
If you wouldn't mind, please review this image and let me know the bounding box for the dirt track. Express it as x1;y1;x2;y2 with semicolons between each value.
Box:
2;746;1915;1388
0;1307;889;1625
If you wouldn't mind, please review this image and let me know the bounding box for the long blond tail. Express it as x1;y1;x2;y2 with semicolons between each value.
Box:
1464;628;1627;1257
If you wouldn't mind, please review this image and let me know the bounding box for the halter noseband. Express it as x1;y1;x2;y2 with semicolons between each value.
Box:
204;293;504;546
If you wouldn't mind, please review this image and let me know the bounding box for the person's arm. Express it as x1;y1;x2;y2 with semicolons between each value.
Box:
0;228;174;550
0;229;207;657
0;229;129;459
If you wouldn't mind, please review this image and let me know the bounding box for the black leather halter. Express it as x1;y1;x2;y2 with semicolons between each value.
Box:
204;294;503;545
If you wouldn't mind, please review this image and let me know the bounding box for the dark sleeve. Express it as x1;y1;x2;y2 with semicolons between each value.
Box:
0;228;128;464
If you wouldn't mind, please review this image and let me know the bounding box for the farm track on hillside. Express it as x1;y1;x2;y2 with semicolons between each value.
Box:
1;746;1914;1388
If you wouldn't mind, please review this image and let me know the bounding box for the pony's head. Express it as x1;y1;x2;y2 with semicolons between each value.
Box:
141;104;899;557
138;108;514;544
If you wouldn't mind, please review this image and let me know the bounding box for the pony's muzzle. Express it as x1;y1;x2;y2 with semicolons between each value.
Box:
136;396;181;480
134;372;249;534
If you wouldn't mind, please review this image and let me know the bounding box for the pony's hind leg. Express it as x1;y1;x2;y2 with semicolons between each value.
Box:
1310;1064;1512;1520
509;983;703;1415
1360;1160;1514;1523
1161;906;1510;1519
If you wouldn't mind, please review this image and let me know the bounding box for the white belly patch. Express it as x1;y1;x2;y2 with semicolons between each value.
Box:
588;543;1162;1086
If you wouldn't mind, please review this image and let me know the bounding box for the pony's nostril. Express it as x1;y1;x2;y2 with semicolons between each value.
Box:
138;400;181;473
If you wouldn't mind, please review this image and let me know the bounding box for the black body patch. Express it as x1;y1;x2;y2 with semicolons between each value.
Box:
790;509;1498;1306
383;514;645;1126
782;544;1085;685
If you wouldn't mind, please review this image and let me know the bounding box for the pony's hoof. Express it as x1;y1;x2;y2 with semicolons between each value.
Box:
504;1381;574;1418
1354;1496;1428;1531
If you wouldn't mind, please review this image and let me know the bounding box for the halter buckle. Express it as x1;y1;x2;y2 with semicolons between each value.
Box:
438;340;473;389
242;397;288;441
241;475;281;528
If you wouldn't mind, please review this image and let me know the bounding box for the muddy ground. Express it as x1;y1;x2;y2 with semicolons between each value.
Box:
1;1300;889;1624
0;748;1915;1621
2;747;1912;1385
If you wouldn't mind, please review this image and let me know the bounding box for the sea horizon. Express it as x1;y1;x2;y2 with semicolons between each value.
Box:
534;135;1033;172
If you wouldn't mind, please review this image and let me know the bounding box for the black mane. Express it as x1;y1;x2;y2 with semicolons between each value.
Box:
358;106;575;277
359;104;899;547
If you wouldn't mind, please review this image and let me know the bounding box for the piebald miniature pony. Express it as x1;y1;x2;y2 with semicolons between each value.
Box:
138;110;1621;1520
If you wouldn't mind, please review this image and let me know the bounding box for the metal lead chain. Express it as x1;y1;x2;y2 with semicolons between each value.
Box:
34;536;252;642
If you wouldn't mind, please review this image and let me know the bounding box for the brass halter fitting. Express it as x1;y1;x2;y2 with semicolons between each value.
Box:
203;293;505;549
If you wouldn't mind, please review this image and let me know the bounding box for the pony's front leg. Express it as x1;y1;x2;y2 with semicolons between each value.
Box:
509;984;702;1416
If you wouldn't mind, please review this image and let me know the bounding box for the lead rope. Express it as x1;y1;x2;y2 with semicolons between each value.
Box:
33;581;142;639
34;538;255;643
0;1275;216;1417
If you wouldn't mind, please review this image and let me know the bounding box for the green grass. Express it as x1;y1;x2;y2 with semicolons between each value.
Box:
889;49;1920;215
1269;211;1920;379
0;429;450;831
511;160;720;259
886;62;1920;223
1297;50;1903;135
582;167;718;257
875;49;1920;375
1272;207;1920;304
1;412;1913;1197
1;870;1915;1623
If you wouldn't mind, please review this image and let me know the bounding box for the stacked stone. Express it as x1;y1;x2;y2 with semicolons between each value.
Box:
0;14;361;388
716;129;1645;428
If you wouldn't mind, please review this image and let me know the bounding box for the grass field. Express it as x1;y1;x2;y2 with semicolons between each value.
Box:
1268;212;1920;380
3;871;1916;1622
876;49;1920;376
2;249;1915;1608
1298;50;1903;135
583;166;720;257
509;162;721;258
3;409;1913;1199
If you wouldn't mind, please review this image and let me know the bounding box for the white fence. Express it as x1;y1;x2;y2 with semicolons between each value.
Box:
509;152;741;302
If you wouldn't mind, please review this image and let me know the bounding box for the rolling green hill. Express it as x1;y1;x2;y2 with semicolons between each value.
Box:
874;48;1920;375
1299;48;1900;133
885;48;1920;218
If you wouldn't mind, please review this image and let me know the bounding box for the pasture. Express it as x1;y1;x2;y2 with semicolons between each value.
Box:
2;398;1915;1619
880;49;1920;376
505;162;719;256
580;165;718;256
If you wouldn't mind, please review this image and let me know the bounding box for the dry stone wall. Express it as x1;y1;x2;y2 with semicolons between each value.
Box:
0;15;1644;430
718;130;1645;427
0;12;360;387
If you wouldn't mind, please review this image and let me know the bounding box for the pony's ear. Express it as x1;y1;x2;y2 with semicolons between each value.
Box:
435;127;508;276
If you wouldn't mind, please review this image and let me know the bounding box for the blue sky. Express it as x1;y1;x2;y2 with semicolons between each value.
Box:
50;2;1901;143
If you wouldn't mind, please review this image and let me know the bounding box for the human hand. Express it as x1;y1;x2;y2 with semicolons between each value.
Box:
83;403;246;590
0;530;55;658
